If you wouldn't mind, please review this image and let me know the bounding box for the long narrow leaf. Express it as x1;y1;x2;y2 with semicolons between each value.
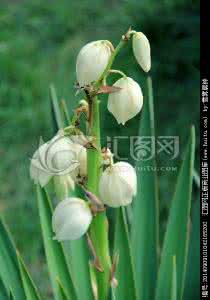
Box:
131;76;159;300
171;256;177;300
64;187;94;300
155;126;195;300
61;99;71;126
9;291;15;300
114;208;137;300
17;252;42;300
57;280;69;300
0;277;9;300
66;239;94;300
36;186;77;300
0;218;25;300
183;198;200;300
50;84;64;130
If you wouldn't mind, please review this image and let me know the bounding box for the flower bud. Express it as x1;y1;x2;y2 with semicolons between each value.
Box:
132;32;151;72
76;40;114;86
99;162;137;207
108;77;143;125
52;198;92;241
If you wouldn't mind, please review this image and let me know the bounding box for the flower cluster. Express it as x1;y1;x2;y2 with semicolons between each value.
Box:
30;29;151;241
76;31;151;124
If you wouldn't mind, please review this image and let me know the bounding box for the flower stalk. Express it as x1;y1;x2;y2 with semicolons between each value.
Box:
30;27;151;300
87;95;111;300
85;30;134;298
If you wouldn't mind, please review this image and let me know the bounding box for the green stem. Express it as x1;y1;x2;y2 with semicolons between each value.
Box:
109;69;127;78
94;39;127;89
86;33;130;299
87;97;111;300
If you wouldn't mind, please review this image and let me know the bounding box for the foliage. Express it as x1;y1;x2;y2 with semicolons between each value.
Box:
0;75;198;299
0;1;199;299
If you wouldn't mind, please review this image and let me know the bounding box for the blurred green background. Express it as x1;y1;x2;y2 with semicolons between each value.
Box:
0;0;199;298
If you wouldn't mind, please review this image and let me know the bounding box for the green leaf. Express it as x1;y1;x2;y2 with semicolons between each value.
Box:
66;239;94;300
36;186;77;300
64;187;94;300
61;99;71;125
183;199;200;300
50;84;64;130
0;218;25;300
0;277;9;300
56;279;69;300
17;252;42;300
131;76;159;300
193;169;200;189
155;126;195;300
9;291;15;300
111;288;116;300
114;208;137;300
171;256;177;300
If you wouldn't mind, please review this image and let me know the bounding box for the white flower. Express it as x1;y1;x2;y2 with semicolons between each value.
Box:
76;40;114;86
45;136;78;174
99;162;137;207
108;77;143;125
52;198;92;241
132;32;151;72
30;134;87;187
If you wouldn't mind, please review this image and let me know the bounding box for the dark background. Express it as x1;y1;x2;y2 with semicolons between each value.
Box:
0;0;199;297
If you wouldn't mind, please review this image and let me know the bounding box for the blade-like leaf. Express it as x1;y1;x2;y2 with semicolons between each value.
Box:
0;218;25;300
131;76;159;300
56;279;69;300
0;277;9;300
111;288;116;300
114;208;137;300
155;126;195;300
9;291;15;300
61;99;71;126
50;84;64;130
36;186;77;300
64;187;94;300
183;198;200;300
17;252;42;300
66;239;94;300
171;256;177;300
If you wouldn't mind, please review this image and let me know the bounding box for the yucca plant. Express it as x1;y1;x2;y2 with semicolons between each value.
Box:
0;28;198;300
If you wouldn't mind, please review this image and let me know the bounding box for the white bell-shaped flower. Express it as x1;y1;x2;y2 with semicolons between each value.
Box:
108;77;143;125
30;135;86;187
76;40;114;86
132;32;151;72
45;136;79;174
30;142;52;187
52;198;92;241
99;162;137;207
